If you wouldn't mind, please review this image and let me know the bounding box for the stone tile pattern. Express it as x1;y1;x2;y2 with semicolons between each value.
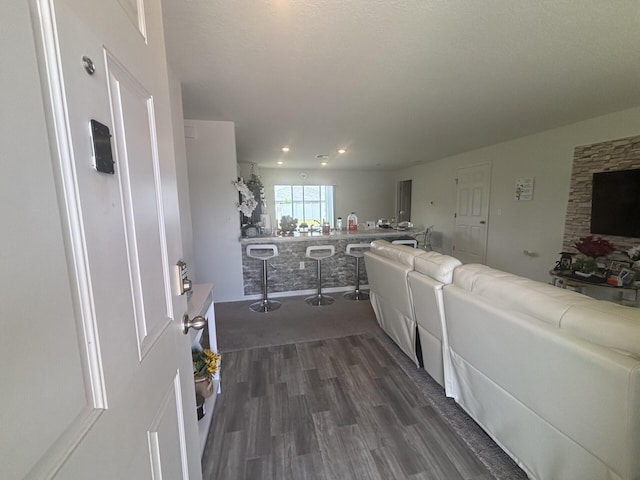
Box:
562;134;640;254
242;234;408;295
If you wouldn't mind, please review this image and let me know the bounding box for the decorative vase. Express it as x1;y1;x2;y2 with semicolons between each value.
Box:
574;271;593;278
194;374;214;399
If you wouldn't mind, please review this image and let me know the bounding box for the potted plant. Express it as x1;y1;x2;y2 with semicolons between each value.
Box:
627;245;640;270
192;348;220;399
280;215;298;235
573;236;615;276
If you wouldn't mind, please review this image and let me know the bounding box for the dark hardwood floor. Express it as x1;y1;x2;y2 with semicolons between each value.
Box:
202;334;493;479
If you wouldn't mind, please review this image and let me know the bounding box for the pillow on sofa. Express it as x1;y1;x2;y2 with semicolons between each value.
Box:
414;252;461;284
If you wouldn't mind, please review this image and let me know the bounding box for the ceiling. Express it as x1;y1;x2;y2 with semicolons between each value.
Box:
162;1;640;171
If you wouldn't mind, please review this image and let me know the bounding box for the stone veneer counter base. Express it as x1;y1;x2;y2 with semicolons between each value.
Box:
240;229;417;296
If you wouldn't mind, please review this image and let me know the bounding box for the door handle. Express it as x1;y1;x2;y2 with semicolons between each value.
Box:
182;314;206;334
480;220;486;224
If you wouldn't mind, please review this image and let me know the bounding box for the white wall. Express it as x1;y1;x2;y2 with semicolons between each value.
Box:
185;120;244;301
244;166;396;228
397;106;640;282
168;70;195;278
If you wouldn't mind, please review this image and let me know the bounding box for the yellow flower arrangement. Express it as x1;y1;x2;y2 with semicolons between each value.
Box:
192;348;221;377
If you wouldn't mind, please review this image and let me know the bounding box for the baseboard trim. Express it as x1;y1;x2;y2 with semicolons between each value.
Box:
238;284;371;302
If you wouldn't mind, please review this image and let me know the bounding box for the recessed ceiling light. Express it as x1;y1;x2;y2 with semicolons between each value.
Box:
320;161;328;166
276;160;284;165
281;147;290;152
338;149;346;154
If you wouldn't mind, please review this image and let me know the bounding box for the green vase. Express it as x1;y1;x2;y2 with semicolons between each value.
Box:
575;257;598;274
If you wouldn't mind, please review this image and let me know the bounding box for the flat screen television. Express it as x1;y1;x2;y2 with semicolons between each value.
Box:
590;168;640;238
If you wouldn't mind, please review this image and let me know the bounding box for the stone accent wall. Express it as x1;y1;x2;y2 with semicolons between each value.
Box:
241;232;416;295
562;134;640;254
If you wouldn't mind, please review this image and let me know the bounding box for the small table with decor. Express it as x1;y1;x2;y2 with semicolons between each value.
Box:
549;269;640;307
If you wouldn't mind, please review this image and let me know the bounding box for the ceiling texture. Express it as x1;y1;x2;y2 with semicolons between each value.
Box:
162;0;640;170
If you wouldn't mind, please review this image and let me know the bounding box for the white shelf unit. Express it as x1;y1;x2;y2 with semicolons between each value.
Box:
188;284;220;456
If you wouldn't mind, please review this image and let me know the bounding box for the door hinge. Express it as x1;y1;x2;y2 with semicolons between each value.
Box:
452;244;456;251
454;212;457;218
455;178;458;185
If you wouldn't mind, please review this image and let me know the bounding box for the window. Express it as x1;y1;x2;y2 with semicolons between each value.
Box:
274;185;335;227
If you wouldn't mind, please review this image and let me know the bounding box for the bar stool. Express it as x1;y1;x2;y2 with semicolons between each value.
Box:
246;244;281;312
305;245;335;306
413;225;434;250
344;242;371;301
392;238;418;248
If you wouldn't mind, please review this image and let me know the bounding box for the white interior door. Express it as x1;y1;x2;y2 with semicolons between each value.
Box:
8;0;203;478
453;163;491;264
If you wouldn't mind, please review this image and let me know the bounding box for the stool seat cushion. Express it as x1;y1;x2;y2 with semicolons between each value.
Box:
306;245;335;260
247;244;279;260
392;239;418;248
346;242;372;258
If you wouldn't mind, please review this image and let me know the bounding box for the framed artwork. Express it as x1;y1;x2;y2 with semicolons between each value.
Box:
554;252;574;271
619;268;636;286
608;260;632;275
515;177;534;201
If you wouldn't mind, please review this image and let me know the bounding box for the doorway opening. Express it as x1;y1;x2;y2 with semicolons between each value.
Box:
397;179;412;223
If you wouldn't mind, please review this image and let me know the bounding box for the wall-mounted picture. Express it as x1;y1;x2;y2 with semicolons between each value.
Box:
608;260;632;275
514;177;534;201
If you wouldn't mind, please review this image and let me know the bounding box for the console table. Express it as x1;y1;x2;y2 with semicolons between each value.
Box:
549;271;640;307
187;283;220;455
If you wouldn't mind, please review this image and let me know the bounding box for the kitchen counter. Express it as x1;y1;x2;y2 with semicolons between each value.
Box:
239;228;421;295
240;227;418;244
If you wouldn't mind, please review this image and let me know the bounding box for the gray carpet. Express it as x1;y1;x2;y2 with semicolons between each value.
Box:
215;293;381;352
214;294;527;480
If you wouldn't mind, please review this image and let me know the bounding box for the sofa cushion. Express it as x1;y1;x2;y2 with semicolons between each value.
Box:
561;302;640;356
452;264;592;326
414;251;462;284
369;239;424;268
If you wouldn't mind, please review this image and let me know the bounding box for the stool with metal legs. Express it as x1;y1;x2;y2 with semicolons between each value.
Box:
246;244;281;312
344;242;371;300
392;238;418;248
305;245;335;306
413;225;434;250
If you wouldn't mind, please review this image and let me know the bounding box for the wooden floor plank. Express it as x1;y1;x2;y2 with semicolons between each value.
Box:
290;452;327;480
414;404;490;479
202;334;494;480
269;431;296;480
301;368;332;414
246;395;272;457
312;410;359;480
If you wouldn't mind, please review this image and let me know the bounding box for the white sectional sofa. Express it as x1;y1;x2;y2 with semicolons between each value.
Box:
364;240;640;480
364;240;426;365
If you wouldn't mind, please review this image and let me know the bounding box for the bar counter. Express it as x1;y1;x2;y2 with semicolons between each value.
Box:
239;228;418;295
